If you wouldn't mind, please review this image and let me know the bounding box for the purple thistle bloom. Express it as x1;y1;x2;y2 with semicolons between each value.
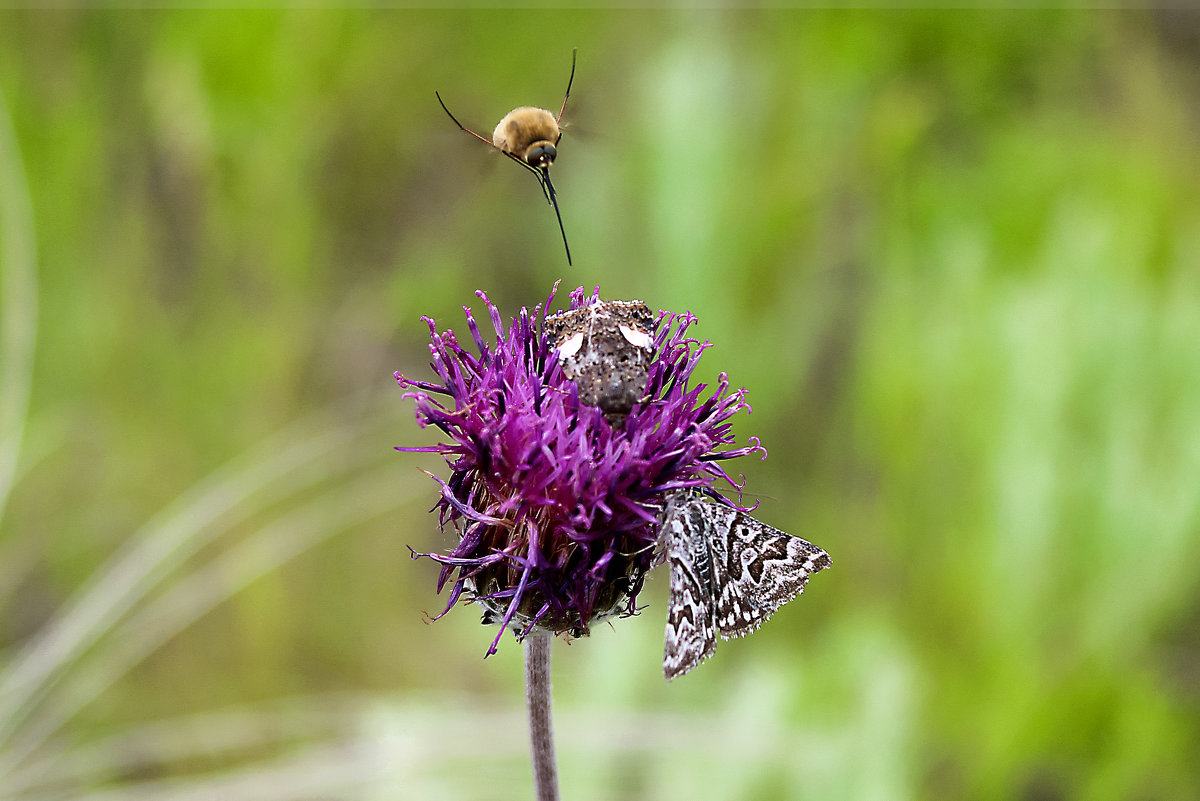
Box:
396;284;766;657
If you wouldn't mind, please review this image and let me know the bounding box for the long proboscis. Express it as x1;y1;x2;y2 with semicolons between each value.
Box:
539;168;571;266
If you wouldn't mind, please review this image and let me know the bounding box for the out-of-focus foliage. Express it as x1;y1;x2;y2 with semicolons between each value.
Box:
1;9;1198;801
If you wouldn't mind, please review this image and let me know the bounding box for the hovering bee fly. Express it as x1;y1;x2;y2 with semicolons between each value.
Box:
436;49;577;265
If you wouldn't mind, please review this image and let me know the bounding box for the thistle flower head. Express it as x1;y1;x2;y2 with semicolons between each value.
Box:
396;284;765;656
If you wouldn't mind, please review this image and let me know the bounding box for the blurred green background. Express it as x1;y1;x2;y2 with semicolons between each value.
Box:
2;8;1199;801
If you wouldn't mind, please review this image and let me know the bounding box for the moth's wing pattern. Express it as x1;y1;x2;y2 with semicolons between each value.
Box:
708;504;833;640
662;499;719;681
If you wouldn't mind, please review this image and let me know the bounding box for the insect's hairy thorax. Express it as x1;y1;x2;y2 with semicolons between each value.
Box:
492;107;560;155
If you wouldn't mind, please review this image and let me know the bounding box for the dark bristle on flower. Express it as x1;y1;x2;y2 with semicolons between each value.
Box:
396;283;767;657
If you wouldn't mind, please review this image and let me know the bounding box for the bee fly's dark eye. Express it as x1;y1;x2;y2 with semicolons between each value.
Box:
525;143;556;168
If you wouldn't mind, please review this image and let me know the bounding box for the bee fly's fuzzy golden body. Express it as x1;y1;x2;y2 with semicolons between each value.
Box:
435;49;577;265
492;107;561;167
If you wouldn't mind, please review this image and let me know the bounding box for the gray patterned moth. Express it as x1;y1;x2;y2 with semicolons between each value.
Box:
544;297;831;680
543;299;655;426
660;491;832;681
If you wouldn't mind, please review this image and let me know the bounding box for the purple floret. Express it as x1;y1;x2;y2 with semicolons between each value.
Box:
396;284;765;656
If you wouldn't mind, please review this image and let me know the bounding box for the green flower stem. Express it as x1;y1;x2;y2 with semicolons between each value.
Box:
525;630;559;801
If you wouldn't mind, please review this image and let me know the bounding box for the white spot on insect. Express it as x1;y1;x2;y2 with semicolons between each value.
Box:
618;324;652;349
556;332;584;360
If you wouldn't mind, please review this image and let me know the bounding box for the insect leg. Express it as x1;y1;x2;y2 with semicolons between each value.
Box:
556;48;577;125
435;91;495;147
502;153;554;205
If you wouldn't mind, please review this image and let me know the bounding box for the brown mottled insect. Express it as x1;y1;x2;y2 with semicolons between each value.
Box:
436;49;577;265
543;298;655;427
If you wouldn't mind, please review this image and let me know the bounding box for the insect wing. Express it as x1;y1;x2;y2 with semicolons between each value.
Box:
662;500;719;681
709;505;832;640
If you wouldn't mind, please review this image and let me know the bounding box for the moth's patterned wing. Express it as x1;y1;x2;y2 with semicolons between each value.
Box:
661;493;832;680
662;499;719;681
707;503;832;640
